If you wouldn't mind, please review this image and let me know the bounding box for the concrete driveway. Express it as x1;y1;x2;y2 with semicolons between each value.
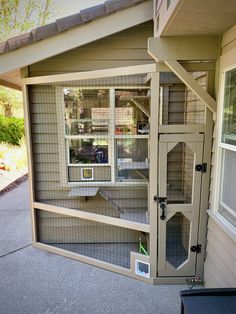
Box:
0;181;186;314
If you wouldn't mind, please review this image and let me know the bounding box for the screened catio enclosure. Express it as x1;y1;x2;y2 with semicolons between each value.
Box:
27;67;213;283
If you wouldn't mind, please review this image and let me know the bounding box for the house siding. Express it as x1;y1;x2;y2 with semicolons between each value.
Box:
28;22;153;244
204;24;236;288
29;84;147;242
28;21;154;76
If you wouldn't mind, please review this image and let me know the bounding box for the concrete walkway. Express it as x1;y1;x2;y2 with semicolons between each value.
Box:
0;181;187;314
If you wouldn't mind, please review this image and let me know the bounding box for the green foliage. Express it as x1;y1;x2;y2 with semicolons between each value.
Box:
0;115;25;145
0;0;55;42
0;86;23;117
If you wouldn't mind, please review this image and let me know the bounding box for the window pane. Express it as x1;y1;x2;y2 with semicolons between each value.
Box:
222;69;236;146
219;149;236;227
69;139;109;164
64;89;109;135
116;139;148;181
115;89;150;135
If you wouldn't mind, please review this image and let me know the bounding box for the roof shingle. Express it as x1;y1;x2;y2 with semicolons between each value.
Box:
56;13;83;32
7;32;34;50
0;0;148;55
80;4;107;23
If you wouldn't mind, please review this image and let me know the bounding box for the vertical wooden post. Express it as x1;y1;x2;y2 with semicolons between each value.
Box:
110;88;115;184
157;140;168;274
196;108;213;276
22;82;37;242
149;71;160;278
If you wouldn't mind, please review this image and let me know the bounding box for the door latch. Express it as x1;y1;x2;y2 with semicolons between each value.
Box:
153;196;167;220
195;163;207;173
191;244;202;253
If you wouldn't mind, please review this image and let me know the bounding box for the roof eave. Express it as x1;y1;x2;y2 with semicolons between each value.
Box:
0;0;152;76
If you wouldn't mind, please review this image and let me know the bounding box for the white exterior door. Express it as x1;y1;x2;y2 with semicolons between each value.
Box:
158;134;204;277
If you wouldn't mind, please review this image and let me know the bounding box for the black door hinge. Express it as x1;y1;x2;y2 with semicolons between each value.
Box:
195;163;207;173
191;244;202;253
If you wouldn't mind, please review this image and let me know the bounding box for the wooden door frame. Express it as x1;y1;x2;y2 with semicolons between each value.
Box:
158;133;204;277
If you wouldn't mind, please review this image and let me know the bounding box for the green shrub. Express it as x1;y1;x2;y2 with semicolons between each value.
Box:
0;115;25;145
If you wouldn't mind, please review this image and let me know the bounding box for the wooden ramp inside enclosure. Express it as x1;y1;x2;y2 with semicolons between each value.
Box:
98;188;149;224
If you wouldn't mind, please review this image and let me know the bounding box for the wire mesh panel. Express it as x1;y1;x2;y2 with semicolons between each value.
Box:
36;209;148;269
159;71;207;125
29;74;150;236
166;212;190;268
167;142;194;204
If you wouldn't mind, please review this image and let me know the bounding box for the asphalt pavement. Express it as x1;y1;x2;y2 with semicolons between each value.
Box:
0;181;186;314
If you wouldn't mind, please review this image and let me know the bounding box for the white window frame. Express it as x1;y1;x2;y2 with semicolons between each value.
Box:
56;85;149;187
214;64;236;234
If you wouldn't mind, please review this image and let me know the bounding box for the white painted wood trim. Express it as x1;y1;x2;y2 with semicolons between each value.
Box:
109;88;116;184
33;201;150;233
212;63;236;222
0;0;153;75
22;64;156;85
207;211;236;242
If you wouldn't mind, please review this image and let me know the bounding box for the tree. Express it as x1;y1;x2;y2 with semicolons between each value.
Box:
0;1;57;118
0;86;23;117
0;0;55;42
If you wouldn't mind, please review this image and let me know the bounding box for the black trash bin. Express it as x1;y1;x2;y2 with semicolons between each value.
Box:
180;288;236;314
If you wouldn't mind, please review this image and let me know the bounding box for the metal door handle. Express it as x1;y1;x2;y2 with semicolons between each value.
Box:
160;202;166;220
153;196;167;220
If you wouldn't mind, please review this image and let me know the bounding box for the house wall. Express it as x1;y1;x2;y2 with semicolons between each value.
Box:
204;24;236;288
28;21;154;76
28;22;153;244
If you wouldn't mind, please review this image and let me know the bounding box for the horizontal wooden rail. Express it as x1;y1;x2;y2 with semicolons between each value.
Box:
33;201;150;233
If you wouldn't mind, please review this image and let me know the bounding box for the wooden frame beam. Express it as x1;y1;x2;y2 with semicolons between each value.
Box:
149;72;160;278
0;1;152;75
0;79;22;90
165;60;217;114
22;84;37;242
34;202;150;233
34;242;153;284
22;63;156;85
148;36;220;62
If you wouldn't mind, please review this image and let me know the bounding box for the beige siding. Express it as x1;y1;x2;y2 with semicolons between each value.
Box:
29;81;147;214
185;72;207;124
29;21;153;76
36;210;141;244
28;20;153;240
204;218;236;287
162;84;185;124
205;24;236;288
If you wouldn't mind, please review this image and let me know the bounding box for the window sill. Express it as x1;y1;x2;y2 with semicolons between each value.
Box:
207;210;236;243
66;181;148;187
